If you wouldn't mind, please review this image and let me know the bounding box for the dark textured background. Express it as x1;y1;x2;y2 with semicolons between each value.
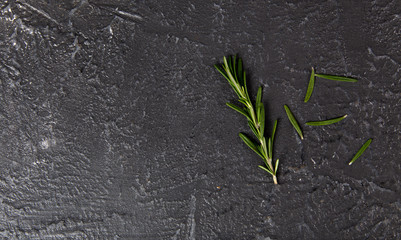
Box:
0;0;400;239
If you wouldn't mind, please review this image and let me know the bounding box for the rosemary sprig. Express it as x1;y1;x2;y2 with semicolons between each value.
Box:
315;73;357;82
306;114;347;126
349;138;372;165
284;105;304;140
215;55;279;184
304;67;315;103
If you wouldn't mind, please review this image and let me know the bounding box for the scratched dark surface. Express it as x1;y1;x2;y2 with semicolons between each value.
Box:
0;0;400;239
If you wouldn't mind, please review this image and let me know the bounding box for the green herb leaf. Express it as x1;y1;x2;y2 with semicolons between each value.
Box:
226;103;251;120
274;159;279;174
237;58;243;81
284;105;304;140
214;65;230;82
243;70;249;100
256;86;262;105
315;73;357;82
258;165;273;175
256;86;262;121
259;103;265;137
271;119;278;143
268;137;273;159
304;67;315;103
238;98;248;106
349;138;372;165
239;133;264;159
226;56;233;74
223;56;229;71
233;56;237;82
258;145;267;159
306;114;348;126
248;121;260;138
226;80;243;99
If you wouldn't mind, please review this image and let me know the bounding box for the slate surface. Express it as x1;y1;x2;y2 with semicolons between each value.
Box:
0;0;400;239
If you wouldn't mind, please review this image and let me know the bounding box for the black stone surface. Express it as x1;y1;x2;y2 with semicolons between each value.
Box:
0;1;400;239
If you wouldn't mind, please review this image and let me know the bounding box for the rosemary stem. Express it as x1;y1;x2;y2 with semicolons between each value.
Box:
260;140;276;182
272;175;278;185
266;157;275;177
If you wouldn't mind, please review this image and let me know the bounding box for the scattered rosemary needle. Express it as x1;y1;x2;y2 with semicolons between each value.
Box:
304;67;315;103
306;114;348;126
284;105;304;140
215;55;280;184
349;138;372;165
315;73;357;82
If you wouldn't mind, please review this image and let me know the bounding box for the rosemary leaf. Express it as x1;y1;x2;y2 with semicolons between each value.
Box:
258;165;274;175
271;119;278;143
268;137;272;159
256;86;262;122
259;103;265;137
242;71;249;99
226;103;250;120
349;139;372;165
306;114;348;126
226;56;233;74
233;55;237;82
284;105;304;140
237;58;243;82
238;99;249;107
315;73;357;82
258;145;267;159
248;121;260;138
239;133;265;159
256;86;262;106
304;67;315;103
226;80;243;98
274;159;279;174
214;65;230;82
